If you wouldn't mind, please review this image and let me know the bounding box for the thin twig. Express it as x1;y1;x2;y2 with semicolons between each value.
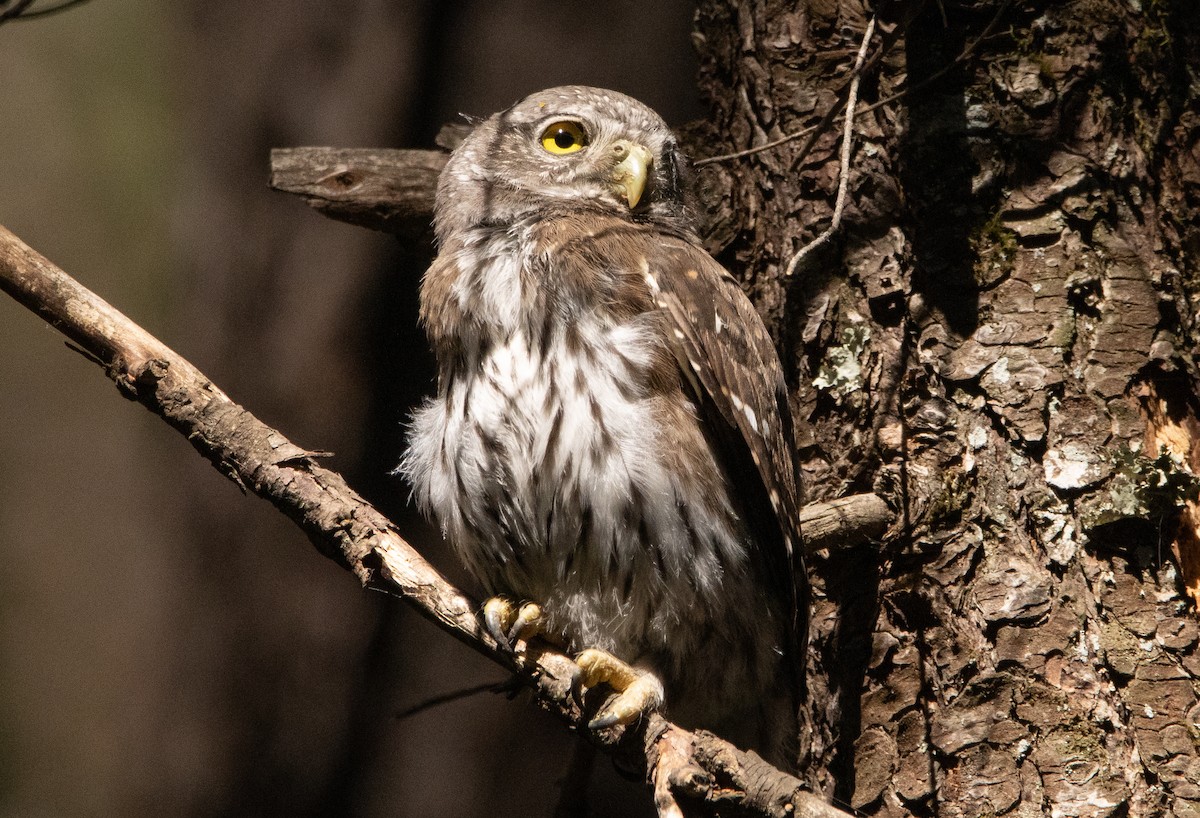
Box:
692;12;890;171
692;5;911;169
880;0;1013;103
695;0;1010;168
695;118;820;167
784;16;876;277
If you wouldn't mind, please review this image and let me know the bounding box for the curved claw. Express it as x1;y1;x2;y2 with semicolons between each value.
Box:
575;648;664;729
508;601;543;644
483;597;515;652
482;597;544;654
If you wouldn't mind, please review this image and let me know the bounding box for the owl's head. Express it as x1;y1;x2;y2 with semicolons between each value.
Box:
435;86;694;243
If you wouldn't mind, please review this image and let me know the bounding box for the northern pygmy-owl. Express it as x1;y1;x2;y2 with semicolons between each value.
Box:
403;86;805;761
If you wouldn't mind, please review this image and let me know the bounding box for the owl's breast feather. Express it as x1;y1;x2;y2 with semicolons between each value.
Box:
405;278;751;647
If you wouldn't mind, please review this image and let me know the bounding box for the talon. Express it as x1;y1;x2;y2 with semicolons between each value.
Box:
483;596;516;652
508;601;543;645
575;648;664;729
483;597;544;653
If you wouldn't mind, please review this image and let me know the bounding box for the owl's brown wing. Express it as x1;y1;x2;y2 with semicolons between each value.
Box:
636;230;807;689
530;213;806;700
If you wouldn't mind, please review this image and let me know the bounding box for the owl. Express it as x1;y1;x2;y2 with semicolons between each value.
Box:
403;86;805;762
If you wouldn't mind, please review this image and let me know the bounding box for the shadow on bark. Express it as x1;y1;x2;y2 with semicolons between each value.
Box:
899;3;983;339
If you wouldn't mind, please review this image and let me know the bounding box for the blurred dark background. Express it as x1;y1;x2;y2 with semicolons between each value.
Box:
0;2;702;815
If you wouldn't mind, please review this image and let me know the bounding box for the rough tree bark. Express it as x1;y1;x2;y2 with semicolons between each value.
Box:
686;0;1200;815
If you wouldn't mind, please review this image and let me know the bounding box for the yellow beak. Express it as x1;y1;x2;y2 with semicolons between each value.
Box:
610;141;652;209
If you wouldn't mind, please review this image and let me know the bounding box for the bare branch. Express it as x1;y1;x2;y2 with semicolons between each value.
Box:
269;147;446;236
0;223;856;817
800;493;892;551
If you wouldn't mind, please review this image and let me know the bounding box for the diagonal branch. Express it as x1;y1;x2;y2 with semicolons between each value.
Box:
0;223;857;818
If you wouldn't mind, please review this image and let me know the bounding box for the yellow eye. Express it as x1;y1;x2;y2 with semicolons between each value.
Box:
540;120;588;155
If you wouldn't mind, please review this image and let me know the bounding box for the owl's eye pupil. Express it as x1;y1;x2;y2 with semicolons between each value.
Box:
553;130;575;149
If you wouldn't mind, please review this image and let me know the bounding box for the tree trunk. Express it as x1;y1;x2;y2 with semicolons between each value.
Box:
691;0;1200;814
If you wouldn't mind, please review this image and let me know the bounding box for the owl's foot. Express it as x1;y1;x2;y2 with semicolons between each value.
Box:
575;648;664;730
482;596;543;652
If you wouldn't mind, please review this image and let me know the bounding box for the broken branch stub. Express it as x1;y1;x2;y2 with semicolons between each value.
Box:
268;147;446;236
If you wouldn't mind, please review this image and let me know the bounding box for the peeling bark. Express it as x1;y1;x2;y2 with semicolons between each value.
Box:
689;0;1200;814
